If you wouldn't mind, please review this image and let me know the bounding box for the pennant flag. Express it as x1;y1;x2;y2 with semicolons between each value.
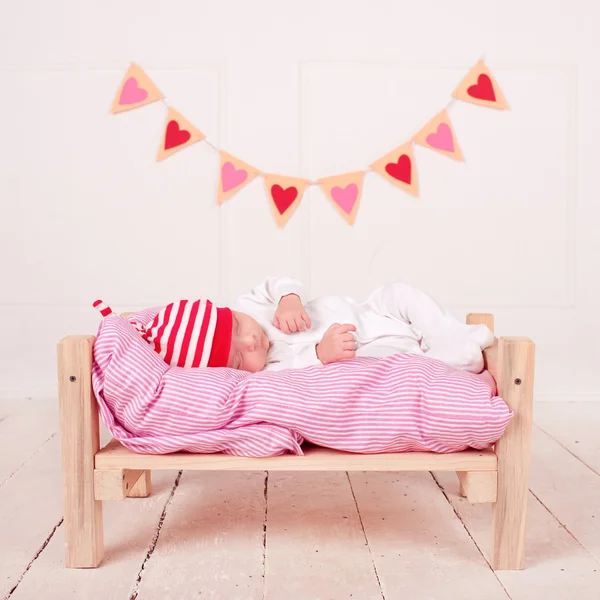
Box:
318;171;365;226
217;152;260;204
370;144;419;197
452;60;509;110
156;107;205;161
264;175;309;228
414;110;464;161
110;63;164;114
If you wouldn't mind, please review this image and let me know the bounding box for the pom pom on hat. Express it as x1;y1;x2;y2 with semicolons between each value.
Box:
93;299;233;368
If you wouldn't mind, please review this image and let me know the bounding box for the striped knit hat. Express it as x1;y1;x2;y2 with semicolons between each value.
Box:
93;299;233;369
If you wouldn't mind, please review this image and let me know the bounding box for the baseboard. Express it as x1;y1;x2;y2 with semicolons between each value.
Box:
534;393;600;402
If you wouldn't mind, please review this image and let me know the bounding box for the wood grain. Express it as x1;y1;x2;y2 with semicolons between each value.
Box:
57;335;104;568
95;438;497;472
492;336;536;570
457;471;497;503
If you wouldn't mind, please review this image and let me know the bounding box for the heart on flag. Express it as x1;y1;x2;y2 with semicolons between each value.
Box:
271;185;298;215
164;121;191;150
331;184;358;215
221;162;248;193
264;175;308;228
385;155;412;184
370;145;419;196
426;123;454;152
414;110;464;161
467;74;496;102
318;171;365;225
156;107;205;161
110;63;164;114
119;77;148;105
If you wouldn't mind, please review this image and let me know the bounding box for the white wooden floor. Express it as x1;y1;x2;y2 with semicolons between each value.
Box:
1;401;599;600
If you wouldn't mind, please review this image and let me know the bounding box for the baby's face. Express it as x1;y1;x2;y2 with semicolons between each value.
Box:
227;311;269;373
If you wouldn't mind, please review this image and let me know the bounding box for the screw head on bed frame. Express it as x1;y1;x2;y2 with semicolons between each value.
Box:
69;376;76;382
514;378;522;385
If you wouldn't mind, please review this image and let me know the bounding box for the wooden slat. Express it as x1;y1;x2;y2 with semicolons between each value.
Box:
350;471;508;599
133;471;266;599
435;469;600;599
0;436;63;599
530;426;600;563
95;439;497;472
0;400;58;485
263;472;383;598
7;472;179;600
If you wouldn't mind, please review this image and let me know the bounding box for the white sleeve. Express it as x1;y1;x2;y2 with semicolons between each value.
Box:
236;276;307;309
265;341;322;371
365;281;494;373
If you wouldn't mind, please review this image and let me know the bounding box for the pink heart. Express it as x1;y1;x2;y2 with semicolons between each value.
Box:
425;123;454;152
221;162;248;193
119;77;149;105
331;184;358;215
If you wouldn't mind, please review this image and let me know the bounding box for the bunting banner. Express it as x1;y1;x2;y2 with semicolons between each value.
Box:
318;172;365;226
218;151;260;204
110;58;508;227
110;63;164;114
156;107;205;162
264;175;309;228
370;144;419;197
452;59;509;110
414;110;464;161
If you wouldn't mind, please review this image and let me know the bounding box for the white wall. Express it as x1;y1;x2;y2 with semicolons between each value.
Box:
0;0;598;401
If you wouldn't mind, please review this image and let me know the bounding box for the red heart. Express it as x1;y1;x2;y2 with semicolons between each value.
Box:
385;154;411;184
164;120;191;150
467;74;496;102
271;185;298;215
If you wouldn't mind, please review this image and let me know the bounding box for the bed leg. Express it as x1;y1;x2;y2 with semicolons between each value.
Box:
58;336;104;568
491;336;535;570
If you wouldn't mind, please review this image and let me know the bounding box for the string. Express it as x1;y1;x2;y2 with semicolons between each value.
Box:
158;80;465;184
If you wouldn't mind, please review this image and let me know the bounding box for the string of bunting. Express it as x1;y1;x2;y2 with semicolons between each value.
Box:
110;59;509;228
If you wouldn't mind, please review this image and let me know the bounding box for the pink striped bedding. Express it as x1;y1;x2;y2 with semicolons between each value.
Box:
91;309;513;457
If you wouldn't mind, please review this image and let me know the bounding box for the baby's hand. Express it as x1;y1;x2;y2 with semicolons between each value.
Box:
316;323;357;365
273;294;312;333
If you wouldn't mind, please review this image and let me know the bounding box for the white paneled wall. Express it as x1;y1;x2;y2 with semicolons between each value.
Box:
0;0;598;400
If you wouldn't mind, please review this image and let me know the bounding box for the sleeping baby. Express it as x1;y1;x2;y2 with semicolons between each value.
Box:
117;276;494;374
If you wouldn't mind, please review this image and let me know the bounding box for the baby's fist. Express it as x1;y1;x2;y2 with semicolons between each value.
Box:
316;323;357;365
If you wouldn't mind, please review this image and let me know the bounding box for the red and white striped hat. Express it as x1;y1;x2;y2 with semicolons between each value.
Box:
93;299;233;369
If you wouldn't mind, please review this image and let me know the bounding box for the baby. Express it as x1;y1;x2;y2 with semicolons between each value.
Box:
133;277;494;374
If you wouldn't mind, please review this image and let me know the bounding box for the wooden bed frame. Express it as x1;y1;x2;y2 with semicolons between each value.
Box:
57;313;535;570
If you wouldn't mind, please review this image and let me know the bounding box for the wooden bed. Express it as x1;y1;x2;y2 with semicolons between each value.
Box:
57;313;535;570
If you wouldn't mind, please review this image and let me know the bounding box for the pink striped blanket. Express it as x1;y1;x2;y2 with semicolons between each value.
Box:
91;309;513;457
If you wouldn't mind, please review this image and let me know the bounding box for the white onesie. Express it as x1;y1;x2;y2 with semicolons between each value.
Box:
233;277;494;374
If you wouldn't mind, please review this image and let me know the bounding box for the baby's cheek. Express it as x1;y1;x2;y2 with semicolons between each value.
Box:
245;351;267;373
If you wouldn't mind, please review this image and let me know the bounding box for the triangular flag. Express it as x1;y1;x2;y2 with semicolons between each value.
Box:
217;152;260;204
414;110;464;161
318;171;365;226
156;107;205;162
264;174;309;228
110;63;164;114
452;60;509;110
370;144;419;197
